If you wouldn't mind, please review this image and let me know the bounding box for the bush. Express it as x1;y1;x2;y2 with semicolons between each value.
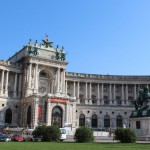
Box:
32;125;61;142
74;126;94;143
44;125;61;142
32;125;46;139
114;128;137;143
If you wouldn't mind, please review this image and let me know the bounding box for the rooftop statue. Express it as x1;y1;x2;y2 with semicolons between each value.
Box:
134;85;150;110
42;34;53;48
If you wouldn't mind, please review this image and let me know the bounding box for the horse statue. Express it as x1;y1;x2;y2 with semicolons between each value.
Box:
134;85;150;110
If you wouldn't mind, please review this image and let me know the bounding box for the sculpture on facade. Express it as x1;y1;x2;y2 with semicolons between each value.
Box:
28;46;39;55
134;85;150;110
56;45;66;61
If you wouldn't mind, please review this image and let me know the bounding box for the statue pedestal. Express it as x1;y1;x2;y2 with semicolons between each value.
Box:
130;105;150;137
130;117;150;137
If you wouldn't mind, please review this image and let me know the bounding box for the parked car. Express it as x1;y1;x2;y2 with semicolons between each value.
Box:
11;134;24;141
0;134;11;142
22;129;34;141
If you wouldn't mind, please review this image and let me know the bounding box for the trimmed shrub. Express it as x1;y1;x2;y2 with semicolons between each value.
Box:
114;128;137;143
74;126;94;143
32;125;46;140
32;125;61;141
44;125;61;141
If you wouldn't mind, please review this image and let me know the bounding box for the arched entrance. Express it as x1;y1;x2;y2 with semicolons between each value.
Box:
27;106;32;127
5;109;12;124
51;106;63;128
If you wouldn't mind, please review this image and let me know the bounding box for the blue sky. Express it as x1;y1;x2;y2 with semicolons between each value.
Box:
0;0;150;75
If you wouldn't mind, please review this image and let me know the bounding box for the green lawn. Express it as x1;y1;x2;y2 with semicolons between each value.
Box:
0;142;150;150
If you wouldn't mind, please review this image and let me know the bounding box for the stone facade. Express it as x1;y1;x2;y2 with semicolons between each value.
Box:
0;38;150;131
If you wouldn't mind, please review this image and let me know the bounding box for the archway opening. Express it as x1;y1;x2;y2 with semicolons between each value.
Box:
27;106;32;127
5;109;12;124
52;106;63;128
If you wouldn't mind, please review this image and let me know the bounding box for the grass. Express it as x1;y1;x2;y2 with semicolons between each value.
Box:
0;142;150;150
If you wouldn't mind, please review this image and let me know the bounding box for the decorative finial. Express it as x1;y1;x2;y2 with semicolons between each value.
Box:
28;39;32;45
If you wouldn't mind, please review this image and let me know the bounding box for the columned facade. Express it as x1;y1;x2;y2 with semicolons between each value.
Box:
0;38;150;131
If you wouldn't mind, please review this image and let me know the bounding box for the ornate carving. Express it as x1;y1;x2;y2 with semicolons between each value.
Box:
39;87;47;93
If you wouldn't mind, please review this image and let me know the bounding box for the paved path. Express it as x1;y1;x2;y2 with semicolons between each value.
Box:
66;135;150;143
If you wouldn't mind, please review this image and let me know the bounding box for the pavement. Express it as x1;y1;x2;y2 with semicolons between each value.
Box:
66;135;150;143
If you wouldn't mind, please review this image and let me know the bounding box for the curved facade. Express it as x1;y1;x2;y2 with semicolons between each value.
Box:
0;38;150;130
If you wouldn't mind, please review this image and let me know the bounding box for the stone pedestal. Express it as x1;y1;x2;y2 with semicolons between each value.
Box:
130;117;150;137
130;105;150;137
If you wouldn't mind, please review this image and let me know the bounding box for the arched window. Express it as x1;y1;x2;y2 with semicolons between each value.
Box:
104;115;110;128
79;114;85;126
91;114;98;128
52;106;63;128
39;71;48;78
5;109;12;124
27;106;32;127
116;115;123;127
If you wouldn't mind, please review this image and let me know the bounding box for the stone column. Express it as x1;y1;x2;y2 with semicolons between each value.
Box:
57;68;60;93
13;73;17;97
85;82;88;104
125;84;128;100
18;74;22;97
51;80;54;94
73;81;76;97
28;63;32;88
5;71;9;97
60;69;63;93
0;70;4;95
121;84;124;101
101;83;104;105
62;69;66;93
97;83;100;105
89;83;92;105
134;84;136;100
77;81;80;98
46;100;51;126
65;103;68;123
113;84;116;105
65;80;68;95
109;84;112;105
34;100;39;127
34;64;38;93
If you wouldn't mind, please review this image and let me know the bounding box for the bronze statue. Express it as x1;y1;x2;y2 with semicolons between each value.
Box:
134;85;150;110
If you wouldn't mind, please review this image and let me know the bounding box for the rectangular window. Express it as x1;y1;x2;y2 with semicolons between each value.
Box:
136;121;141;129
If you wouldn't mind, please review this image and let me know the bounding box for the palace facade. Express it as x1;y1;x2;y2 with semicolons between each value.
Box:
0;38;150;130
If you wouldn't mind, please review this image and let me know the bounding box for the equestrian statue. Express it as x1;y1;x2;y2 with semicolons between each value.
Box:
134;85;150;110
